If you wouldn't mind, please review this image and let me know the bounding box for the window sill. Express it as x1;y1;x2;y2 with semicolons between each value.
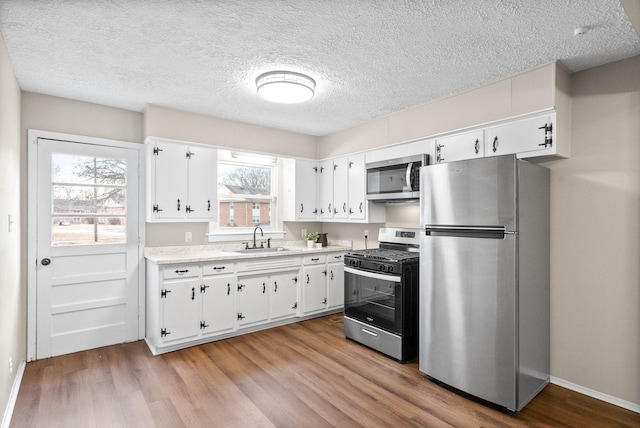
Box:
206;230;285;243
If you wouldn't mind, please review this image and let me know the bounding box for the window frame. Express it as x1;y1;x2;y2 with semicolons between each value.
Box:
207;150;285;242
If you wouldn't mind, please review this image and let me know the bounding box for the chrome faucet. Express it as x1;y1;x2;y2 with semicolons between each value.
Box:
253;226;263;248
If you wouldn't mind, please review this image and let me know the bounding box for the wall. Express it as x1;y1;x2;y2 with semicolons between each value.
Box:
539;55;640;406
0;31;23;426
317;63;563;159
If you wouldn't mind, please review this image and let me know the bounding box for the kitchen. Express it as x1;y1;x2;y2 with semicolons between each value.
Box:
1;1;640;427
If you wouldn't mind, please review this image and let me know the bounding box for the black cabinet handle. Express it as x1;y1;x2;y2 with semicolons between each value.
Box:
330;270;334;280
300;203;304;213
292;302;298;309
492;136;499;153
274;281;278;292
207;200;211;211
262;282;266;293
227;283;230;295
41;258;51;266
474;139;480;154
177;199;181;211
175;269;189;275
306;274;310;284
191;287;195;300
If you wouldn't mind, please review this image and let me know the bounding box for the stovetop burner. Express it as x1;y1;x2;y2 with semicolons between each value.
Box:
346;248;419;263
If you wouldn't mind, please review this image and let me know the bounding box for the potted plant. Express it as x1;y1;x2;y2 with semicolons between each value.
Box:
305;231;319;248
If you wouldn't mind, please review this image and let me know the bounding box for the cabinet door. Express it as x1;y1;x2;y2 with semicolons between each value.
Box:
434;130;484;164
237;275;270;327
318;160;334;220
296;160;319;220
152;141;188;219
186;145;217;220
200;275;235;335
161;278;200;342
486;115;553;157
302;265;327;313
333;157;349;220
270;270;299;320
327;259;345;309
347;154;366;220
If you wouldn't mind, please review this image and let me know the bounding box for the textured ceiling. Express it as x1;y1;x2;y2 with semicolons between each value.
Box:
1;0;639;136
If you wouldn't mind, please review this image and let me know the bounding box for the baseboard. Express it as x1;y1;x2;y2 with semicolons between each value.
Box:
550;376;640;414
1;359;26;428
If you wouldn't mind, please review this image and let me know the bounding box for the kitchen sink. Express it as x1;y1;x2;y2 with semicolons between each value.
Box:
227;247;292;254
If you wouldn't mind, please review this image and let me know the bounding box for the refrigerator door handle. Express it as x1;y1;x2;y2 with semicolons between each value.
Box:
424;226;509;239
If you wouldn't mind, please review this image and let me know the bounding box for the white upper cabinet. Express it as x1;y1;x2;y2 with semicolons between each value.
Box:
283;159;319;221
318;159;334;220
486;113;555;158
332;157;349;220
434;130;484;164
185;145;217;220
146;139;217;222
429;111;558;165
347;153;366;220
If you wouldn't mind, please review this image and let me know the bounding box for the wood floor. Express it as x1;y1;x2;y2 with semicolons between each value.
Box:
11;315;640;428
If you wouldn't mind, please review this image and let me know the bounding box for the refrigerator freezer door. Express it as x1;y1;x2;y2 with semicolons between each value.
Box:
419;232;518;410
420;155;517;231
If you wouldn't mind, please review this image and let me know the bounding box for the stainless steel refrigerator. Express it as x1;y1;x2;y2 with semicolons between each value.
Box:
419;154;550;411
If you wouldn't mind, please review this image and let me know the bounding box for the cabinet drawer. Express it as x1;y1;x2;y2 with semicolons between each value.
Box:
202;262;235;276
163;265;200;280
327;253;344;263
303;254;326;265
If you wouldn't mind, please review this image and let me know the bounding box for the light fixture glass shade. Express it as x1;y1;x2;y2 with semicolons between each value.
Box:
256;71;315;104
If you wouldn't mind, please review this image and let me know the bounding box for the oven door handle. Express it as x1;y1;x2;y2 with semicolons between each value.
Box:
344;267;402;282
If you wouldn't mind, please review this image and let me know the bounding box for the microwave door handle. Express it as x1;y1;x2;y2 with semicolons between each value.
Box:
405;162;413;191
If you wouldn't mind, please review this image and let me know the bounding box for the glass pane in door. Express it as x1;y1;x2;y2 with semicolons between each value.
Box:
51;153;127;245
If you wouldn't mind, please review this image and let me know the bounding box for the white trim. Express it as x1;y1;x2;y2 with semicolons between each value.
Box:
207;229;285;243
27;129;146;361
1;360;26;428
550;376;640;414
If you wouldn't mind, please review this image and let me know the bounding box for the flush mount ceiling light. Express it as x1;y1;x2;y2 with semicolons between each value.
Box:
256;71;315;104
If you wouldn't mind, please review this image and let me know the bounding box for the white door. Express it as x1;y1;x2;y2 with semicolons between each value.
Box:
35;137;141;359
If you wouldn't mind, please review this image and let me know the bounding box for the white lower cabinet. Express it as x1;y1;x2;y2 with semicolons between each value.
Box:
146;251;345;355
270;270;300;321
201;262;235;336
302;252;346;314
302;255;328;314
327;254;345;309
237;274;270;328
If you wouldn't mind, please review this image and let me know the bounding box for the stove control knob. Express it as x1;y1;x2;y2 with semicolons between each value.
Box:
379;265;386;272
387;266;394;273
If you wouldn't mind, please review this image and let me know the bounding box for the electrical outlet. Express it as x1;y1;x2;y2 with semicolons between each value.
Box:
185;232;192;243
364;229;369;238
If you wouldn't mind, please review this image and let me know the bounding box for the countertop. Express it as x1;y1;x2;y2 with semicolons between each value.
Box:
144;240;352;265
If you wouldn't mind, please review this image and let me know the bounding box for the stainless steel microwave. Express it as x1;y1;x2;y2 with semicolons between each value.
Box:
366;154;429;201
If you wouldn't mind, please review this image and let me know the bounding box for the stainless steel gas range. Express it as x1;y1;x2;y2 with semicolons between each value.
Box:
343;227;420;362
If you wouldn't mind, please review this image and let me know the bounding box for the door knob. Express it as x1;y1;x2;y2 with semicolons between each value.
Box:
41;258;51;266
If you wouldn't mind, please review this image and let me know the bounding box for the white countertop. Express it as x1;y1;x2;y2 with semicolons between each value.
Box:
144;240;352;265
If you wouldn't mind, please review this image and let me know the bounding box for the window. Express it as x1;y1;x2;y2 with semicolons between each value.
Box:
214;150;277;236
51;153;127;245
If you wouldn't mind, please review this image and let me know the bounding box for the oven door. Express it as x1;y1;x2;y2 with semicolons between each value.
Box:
344;266;403;334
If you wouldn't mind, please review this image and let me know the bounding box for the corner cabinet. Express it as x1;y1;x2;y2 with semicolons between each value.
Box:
146;251;345;355
146;138;217;222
